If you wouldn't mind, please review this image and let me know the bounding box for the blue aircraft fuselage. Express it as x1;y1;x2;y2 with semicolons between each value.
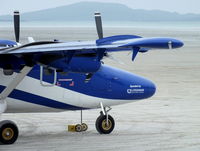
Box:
0;54;156;106
28;64;156;101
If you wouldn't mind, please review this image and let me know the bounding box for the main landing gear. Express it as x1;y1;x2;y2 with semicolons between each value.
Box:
95;102;115;134
0;120;18;145
0;66;32;145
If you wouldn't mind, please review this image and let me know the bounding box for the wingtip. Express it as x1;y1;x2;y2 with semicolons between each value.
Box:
172;39;184;49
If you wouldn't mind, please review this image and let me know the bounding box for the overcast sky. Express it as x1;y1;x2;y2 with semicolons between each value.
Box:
1;0;200;15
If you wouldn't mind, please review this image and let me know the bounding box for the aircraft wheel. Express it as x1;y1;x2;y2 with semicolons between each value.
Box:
3;69;14;76
75;124;82;132
95;115;115;134
81;123;88;131
0;120;18;145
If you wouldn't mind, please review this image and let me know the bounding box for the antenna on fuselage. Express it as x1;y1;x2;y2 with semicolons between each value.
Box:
13;11;20;43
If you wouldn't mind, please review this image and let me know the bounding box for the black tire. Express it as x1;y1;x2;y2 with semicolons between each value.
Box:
3;69;13;76
81;123;88;131
0;120;18;145
95;115;115;134
75;124;82;132
3;64;13;76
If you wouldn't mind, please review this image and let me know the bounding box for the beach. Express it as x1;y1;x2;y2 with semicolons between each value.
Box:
0;26;200;151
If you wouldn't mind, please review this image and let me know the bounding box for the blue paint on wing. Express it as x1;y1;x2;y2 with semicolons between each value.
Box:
121;37;184;49
96;35;142;45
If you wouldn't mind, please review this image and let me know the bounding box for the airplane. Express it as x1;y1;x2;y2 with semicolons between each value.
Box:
0;11;184;144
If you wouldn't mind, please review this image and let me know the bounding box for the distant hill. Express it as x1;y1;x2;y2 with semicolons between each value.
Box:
1;2;200;22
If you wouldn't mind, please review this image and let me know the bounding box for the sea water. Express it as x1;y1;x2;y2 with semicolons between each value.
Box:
1;21;200;29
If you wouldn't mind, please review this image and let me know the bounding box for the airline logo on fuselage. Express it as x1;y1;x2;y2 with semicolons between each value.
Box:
127;85;144;94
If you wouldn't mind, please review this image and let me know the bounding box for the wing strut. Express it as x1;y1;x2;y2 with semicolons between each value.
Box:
0;66;33;101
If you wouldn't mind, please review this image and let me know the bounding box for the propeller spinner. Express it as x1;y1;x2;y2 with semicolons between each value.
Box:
14;11;20;43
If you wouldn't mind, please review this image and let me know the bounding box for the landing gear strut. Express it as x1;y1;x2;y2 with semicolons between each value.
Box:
72;110;88;132
95;102;115;134
0;120;18;145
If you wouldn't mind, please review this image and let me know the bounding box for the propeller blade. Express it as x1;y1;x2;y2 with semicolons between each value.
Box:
94;12;103;39
14;11;20;43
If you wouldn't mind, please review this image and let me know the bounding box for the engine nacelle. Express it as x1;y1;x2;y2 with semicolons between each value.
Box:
0;40;17;49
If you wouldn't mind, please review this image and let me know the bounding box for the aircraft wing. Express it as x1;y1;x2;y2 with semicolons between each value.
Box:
0;41;120;54
0;35;183;55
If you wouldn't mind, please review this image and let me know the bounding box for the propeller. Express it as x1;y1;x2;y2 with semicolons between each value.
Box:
13;11;20;43
94;12;125;64
94;12;103;39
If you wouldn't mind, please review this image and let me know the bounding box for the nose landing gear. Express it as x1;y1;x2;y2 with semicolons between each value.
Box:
96;114;115;134
95;102;115;134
